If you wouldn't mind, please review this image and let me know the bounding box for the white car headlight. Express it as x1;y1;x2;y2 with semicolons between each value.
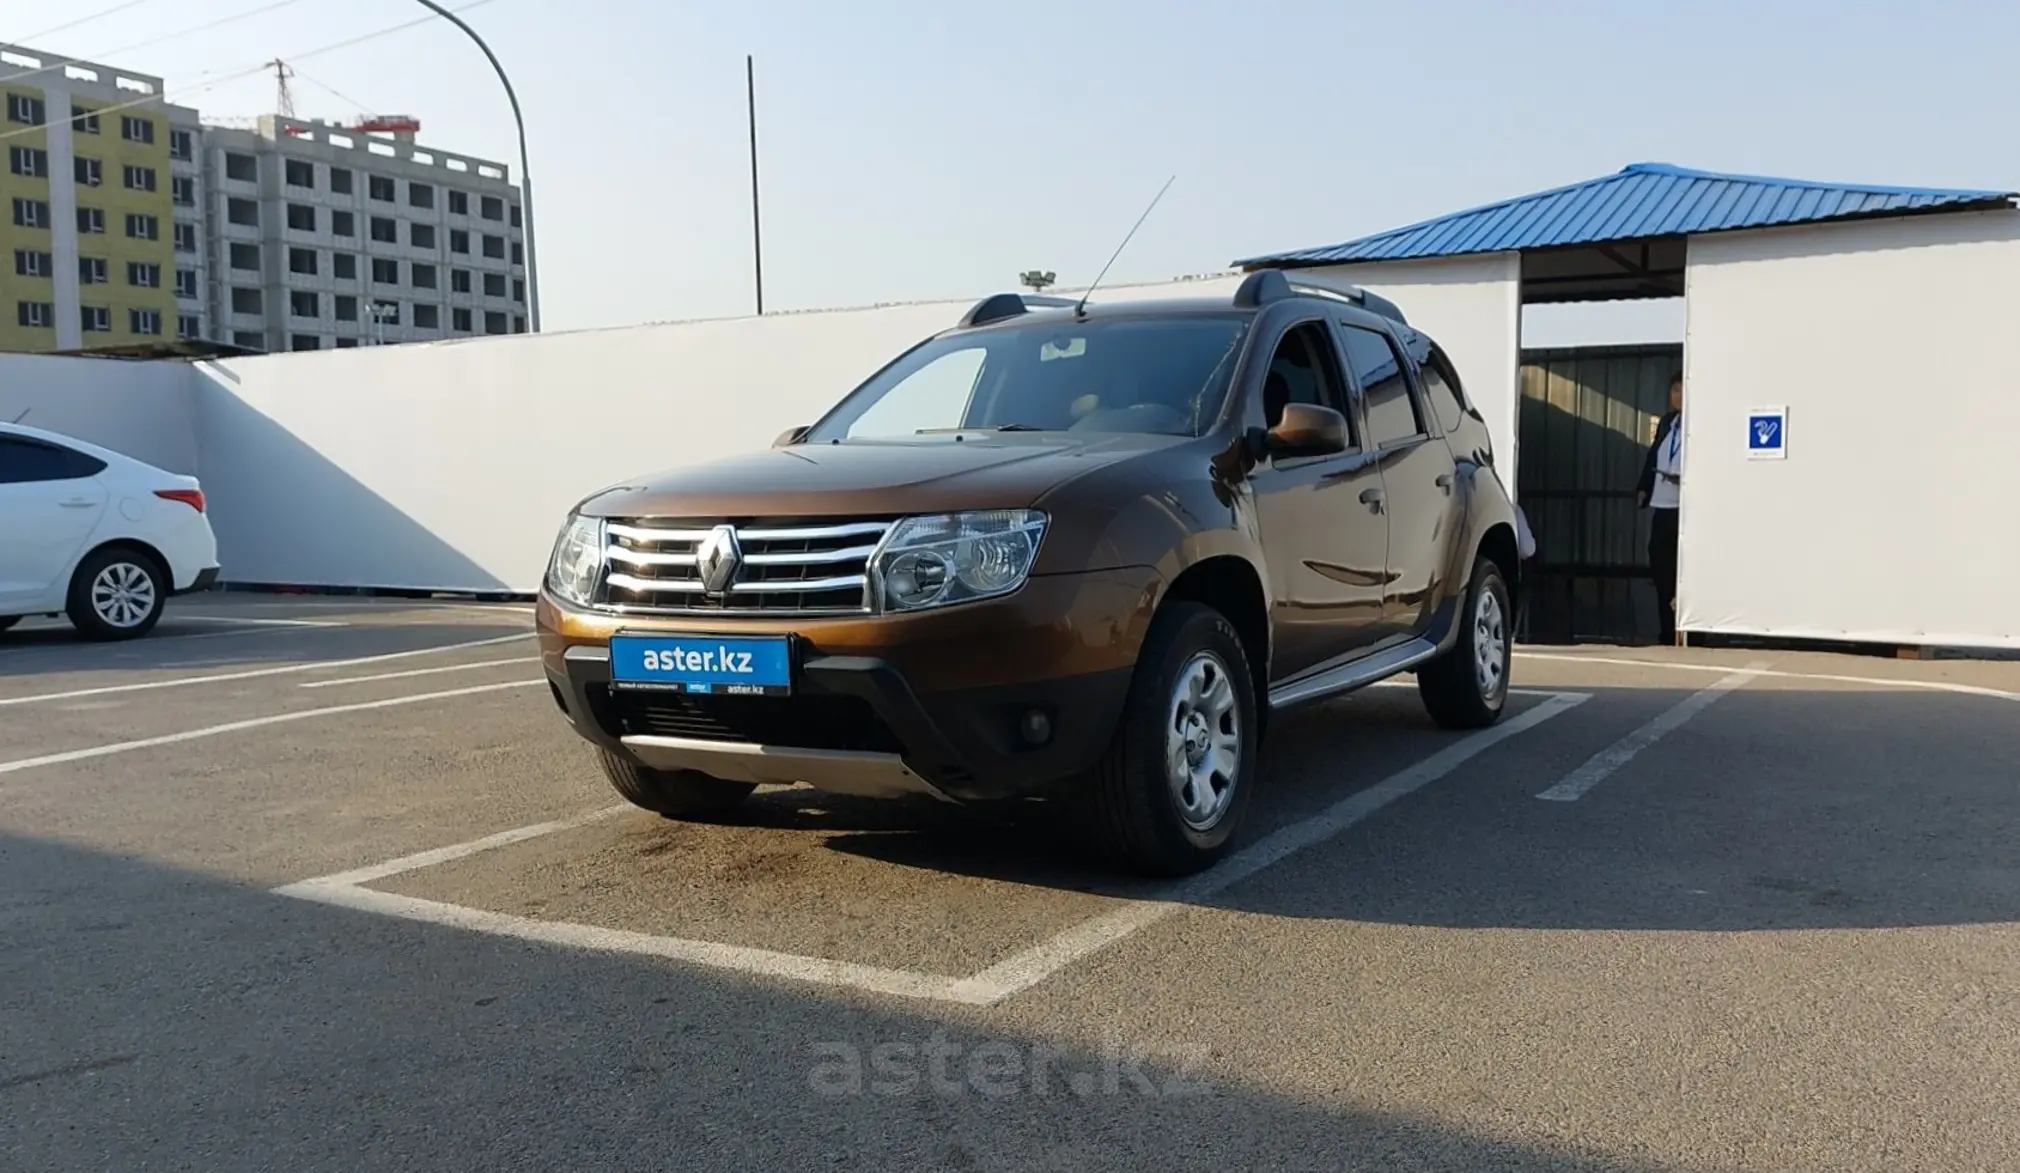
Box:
546;513;605;606
871;510;1047;613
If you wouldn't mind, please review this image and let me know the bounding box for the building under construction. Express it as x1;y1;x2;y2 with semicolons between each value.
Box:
198;109;529;352
0;41;528;355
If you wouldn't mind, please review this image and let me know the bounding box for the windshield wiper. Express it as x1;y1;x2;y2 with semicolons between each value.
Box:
913;423;1050;434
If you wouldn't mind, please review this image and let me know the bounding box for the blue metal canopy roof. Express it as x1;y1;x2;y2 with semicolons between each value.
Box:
1235;163;2017;268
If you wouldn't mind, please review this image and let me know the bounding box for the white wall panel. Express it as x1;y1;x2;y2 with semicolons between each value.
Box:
191;277;1243;593
1681;210;2020;649
1278;255;1524;487
0;353;197;473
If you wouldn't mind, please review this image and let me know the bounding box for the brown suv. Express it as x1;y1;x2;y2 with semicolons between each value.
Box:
536;270;1523;875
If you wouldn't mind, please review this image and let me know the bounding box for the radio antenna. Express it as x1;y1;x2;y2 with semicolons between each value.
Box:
1074;174;1175;318
8;408;27;424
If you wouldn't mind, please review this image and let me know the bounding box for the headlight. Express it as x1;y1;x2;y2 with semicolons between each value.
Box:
871;510;1047;613
546;513;605;606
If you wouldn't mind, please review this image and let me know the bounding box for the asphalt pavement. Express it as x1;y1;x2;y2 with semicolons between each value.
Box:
2;595;2016;1171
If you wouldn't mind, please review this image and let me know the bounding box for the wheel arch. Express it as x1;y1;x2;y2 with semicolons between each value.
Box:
72;537;173;592
1475;521;1520;607
1155;554;1270;716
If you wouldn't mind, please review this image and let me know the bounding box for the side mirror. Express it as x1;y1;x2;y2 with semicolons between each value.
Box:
1263;403;1349;458
772;425;809;448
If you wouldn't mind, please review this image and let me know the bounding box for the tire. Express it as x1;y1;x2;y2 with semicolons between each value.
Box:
66;547;168;641
1076;601;1260;877
1418;556;1512;729
596;748;755;819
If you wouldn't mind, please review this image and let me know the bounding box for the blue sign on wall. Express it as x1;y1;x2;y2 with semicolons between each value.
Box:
1747;408;1787;460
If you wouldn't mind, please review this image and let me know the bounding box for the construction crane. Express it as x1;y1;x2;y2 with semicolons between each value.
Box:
266;61;420;138
269;59;294;118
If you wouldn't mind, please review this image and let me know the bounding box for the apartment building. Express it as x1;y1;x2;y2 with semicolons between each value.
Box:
201;115;529;351
0;43;197;353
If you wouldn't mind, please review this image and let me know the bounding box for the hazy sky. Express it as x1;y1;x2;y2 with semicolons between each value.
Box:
7;0;2017;337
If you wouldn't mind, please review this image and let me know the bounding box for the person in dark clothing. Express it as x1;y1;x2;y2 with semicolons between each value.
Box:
1637;374;1685;644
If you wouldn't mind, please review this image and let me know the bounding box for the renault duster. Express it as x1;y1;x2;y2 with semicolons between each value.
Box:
536;269;1523;875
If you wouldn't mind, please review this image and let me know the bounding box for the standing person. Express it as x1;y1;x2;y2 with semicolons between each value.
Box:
1637;374;1684;644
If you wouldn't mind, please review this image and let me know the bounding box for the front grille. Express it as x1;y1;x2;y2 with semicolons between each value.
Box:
598;687;906;755
599;518;891;615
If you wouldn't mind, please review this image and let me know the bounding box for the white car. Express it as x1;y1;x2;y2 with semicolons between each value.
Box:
0;422;220;640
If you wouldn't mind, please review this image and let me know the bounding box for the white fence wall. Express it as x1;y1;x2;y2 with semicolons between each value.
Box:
192;275;1247;593
0;353;197;473
1282;254;1524;487
1681;210;2020;649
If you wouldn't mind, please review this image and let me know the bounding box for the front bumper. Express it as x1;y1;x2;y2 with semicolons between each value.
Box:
538;569;1158;804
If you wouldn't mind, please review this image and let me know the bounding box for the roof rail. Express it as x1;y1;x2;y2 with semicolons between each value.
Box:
956;292;1078;328
1232;269;1292;307
1283;278;1408;325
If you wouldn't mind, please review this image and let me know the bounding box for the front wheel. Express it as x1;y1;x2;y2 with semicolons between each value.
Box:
1417;556;1512;729
66;548;167;641
596;749;755;819
1075;601;1259;877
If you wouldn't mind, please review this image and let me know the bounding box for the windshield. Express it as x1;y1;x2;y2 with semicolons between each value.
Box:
805;314;1252;442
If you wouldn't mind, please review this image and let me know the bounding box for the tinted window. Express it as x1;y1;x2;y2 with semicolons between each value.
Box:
0;437;107;483
1421;347;1468;434
1340;324;1422;446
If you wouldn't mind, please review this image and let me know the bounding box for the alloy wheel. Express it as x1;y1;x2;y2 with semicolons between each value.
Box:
92;562;157;629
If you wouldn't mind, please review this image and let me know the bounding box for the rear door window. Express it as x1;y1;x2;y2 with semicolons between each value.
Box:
0;436;108;483
1338;324;1423;447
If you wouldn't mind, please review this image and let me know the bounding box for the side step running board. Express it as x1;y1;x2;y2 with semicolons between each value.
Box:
1267;638;1440;711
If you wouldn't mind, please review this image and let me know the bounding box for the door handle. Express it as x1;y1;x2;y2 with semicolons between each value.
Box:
1359;487;1385;513
59;498;97;508
1435;473;1453;492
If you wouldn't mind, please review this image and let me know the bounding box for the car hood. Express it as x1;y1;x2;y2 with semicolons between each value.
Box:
577;432;1180;520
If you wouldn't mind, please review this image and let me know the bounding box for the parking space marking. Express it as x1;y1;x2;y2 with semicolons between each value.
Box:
171;615;351;628
298;656;533;689
1535;664;1766;802
271;690;1589;1007
0;679;544;777
0;633;536;708
1520;652;2020;703
961;689;1591;1004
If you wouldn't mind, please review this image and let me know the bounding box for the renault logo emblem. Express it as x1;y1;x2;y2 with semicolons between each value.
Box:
695;525;742;596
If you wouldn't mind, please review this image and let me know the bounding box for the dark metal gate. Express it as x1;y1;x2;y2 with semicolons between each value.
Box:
1515;343;1682;645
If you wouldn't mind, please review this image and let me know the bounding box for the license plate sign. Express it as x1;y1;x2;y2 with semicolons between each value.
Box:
608;634;792;695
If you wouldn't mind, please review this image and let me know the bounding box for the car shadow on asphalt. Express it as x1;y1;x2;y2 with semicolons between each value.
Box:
815;683;2020;935
0;828;1695;1173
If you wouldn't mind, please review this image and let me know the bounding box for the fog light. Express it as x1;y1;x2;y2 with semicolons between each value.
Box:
1019;708;1053;746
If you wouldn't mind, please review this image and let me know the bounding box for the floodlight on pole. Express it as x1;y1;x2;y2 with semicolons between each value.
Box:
409;0;540;332
1020;270;1056;293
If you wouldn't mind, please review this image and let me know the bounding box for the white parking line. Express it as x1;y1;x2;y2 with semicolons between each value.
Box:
1519;652;2020;703
0;633;535;708
272;689;1590;1007
0;679;544;777
960;689;1591;1003
172;615;350;628
1535;664;1766;802
298;656;533;689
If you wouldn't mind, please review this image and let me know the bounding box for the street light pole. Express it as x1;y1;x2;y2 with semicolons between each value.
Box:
411;0;540;332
